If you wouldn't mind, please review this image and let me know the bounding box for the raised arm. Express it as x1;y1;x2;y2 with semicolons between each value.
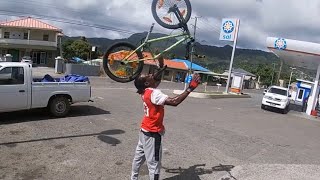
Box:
165;74;201;106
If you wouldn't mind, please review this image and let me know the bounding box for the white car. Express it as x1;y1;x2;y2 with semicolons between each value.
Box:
261;86;290;114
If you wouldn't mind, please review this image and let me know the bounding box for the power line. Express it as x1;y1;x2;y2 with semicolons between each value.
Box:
1;0;152;27
198;18;221;33
0;0;223;44
0;0;168;36
0;9;137;35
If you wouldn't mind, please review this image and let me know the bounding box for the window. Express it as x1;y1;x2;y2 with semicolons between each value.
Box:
43;34;49;41
164;70;170;76
298;89;304;99
269;88;287;96
23;33;28;40
4;32;10;39
0;67;24;85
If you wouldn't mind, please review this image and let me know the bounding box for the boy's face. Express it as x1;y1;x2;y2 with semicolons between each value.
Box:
144;74;161;88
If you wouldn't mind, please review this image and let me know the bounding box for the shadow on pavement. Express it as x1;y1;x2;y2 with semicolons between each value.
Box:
264;103;305;114
162;164;236;180
97;129;125;146
212;164;237;180
289;103;304;112
0;129;124;147
0;105;110;125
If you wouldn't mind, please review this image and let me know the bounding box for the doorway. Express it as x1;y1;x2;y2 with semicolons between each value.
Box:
32;52;47;65
7;49;19;62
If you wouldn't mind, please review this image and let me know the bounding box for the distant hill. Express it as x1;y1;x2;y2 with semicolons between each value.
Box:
62;32;280;74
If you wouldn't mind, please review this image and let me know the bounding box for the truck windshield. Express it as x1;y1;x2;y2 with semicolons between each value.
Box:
269;88;287;96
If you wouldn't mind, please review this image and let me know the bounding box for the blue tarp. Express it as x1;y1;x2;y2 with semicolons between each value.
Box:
41;74;89;83
70;57;85;63
172;59;210;72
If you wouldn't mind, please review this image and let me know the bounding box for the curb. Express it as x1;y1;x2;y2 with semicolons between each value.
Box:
173;90;251;99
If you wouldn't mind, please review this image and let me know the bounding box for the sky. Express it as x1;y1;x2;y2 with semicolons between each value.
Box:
0;0;319;51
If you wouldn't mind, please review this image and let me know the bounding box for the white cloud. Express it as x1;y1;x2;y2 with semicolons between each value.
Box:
0;0;319;50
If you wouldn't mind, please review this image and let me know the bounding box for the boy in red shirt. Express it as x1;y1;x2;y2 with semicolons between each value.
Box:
131;58;201;180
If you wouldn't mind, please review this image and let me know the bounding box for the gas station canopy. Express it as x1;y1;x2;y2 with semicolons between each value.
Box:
267;37;320;70
266;37;320;116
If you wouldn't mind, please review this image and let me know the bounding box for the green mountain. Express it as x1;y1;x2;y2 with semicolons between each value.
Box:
62;33;314;85
62;33;278;68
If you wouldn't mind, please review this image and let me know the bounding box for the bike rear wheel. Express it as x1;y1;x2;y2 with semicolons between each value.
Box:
151;0;192;29
103;42;144;83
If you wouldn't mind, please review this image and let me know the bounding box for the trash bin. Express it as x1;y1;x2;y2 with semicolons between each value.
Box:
55;56;64;74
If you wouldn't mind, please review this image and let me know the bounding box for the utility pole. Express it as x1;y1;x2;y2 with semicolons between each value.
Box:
185;16;201;90
277;60;283;85
288;67;296;90
270;63;276;85
190;16;201;74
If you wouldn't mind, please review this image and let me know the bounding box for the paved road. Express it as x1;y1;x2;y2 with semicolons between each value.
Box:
1;70;320;179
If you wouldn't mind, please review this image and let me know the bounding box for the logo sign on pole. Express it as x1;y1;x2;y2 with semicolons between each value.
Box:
274;38;287;50
219;18;239;41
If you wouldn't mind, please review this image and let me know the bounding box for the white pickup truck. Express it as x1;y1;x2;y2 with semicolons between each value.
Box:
0;62;92;117
261;85;290;114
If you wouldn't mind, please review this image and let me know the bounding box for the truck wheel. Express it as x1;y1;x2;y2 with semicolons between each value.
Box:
49;96;70;117
282;105;289;114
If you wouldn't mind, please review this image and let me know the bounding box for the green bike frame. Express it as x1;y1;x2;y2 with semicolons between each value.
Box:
122;32;192;64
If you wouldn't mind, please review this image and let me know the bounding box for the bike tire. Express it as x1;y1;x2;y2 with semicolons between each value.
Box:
151;0;192;29
103;42;144;83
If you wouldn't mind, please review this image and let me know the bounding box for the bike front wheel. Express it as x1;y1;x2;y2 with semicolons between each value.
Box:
151;0;192;29
103;42;144;83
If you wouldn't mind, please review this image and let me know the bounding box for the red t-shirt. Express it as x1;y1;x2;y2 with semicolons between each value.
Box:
140;88;168;133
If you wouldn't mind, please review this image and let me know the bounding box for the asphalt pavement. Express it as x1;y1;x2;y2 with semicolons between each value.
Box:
1;69;320;180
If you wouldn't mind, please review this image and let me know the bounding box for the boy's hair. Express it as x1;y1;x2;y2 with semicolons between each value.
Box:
134;75;148;94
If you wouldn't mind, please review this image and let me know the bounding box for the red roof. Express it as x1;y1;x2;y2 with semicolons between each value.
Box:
0;17;62;32
142;52;187;70
108;51;188;70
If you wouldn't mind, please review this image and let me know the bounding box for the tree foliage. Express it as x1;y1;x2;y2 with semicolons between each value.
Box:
62;37;91;60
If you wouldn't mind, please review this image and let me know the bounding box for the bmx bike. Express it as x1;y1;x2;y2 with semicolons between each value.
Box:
103;0;193;83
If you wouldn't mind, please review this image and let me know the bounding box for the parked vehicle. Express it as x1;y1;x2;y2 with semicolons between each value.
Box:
21;56;32;64
0;62;92;117
261;86;290;114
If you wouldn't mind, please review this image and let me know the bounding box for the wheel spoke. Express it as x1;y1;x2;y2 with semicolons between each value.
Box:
106;46;141;79
156;0;188;26
158;0;164;8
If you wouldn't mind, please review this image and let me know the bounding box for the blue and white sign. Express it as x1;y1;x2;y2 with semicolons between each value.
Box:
219;18;239;41
274;38;287;50
185;75;192;83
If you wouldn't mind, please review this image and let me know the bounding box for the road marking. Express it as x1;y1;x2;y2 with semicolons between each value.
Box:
90;96;105;100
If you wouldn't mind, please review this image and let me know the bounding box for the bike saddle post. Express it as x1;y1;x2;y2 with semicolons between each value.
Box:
144;23;155;43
